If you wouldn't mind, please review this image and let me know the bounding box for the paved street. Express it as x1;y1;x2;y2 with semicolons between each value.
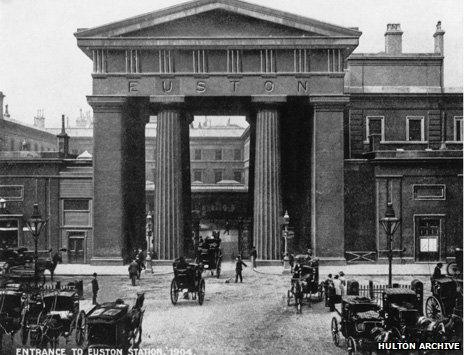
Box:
2;263;434;355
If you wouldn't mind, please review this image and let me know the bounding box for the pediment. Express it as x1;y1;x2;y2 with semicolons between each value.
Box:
76;0;361;39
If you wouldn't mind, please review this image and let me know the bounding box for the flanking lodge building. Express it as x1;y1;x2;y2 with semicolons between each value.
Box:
0;0;462;264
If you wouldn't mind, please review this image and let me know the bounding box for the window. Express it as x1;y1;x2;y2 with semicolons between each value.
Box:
233;170;242;183
214;171;223;183
194;149;202;160
406;116;425;142
365;116;384;142
215;149;222;160
454;116;463;141
63;199;90;211
10;139;14;151
193;170;202;182
0;185;23;201
413;185;445;200
234;149;242;161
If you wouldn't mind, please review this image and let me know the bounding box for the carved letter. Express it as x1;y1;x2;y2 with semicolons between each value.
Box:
297;81;309;93
196;81;206;93
128;81;138;92
162;80;173;93
231;80;240;92
264;81;274;93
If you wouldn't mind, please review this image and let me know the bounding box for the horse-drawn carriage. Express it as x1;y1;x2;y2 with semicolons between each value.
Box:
197;237;222;278
171;259;205;305
331;296;388;354
0;287;27;351
286;256;323;313
23;289;86;348
86;293;145;351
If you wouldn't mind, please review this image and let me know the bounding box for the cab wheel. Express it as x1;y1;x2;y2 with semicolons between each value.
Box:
20;312;29;345
198;279;205;305
425;296;443;320
447;262;459;276
347;337;357;355
170;279;179;305
331;317;340;347
75;311;86;346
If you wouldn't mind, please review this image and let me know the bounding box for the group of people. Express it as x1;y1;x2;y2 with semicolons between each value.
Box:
324;271;347;311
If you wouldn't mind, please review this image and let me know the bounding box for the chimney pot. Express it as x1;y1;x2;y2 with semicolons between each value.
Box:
433;21;445;55
0;92;4;120
385;23;403;55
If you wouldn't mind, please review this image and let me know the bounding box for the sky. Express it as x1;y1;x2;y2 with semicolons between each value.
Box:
0;0;462;128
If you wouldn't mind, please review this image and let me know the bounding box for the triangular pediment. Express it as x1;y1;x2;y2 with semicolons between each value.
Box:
75;0;361;38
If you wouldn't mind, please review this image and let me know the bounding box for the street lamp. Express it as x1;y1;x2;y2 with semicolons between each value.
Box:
379;202;401;287
26;204;48;278
145;213;153;273
282;210;291;272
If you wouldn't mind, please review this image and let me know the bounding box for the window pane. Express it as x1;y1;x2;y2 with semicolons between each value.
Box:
214;171;222;183
368;119;382;135
0;186;23;200
234;149;241;161
408;119;422;141
215;149;222;160
63;199;89;211
234;171;242;183
456;120;462;141
193;170;202;182
194;149;201;160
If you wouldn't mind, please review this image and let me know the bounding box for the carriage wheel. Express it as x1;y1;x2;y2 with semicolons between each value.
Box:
216;260;221;279
20;312;29;345
425;296;443;320
75;311;86;346
331;317;340;347
198;279;205;305
170;279;179;305
447;262;459;276
347;337;357;355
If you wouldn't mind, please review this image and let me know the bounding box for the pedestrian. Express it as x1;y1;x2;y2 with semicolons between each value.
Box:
333;274;342;306
251;246;257;269
91;272;99;305
339;271;346;297
324;274;334;308
235;255;247;283
128;259;139;286
432;262;444;280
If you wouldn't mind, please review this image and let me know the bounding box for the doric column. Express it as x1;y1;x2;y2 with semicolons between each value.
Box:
310;96;348;262
153;105;185;260
253;101;282;260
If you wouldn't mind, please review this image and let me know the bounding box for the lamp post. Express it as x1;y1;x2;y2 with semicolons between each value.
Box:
145;213;153;273
379;202;401;287
26;204;47;278
282;211;291;272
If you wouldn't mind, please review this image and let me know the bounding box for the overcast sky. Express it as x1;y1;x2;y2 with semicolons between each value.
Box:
0;0;462;127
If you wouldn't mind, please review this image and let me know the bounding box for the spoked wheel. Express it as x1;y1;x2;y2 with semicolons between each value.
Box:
216;259;221;279
75;311;86;346
20;312;29;345
447;262;459;276
287;290;293;306
347;337;357;355
198;279;205;305
170;279;179;305
331;317;340;347
425;296;443;320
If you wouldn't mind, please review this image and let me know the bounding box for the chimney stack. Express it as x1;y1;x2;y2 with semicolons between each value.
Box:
0;92;4;120
57;114;70;158
433;21;445;55
385;23;403;55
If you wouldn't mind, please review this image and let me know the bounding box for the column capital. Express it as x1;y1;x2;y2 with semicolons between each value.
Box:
251;95;287;106
149;95;185;104
310;95;349;111
87;95;128;112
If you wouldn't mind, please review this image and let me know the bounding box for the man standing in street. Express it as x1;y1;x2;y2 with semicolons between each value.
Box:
235;255;247;283
128;260;139;286
251;246;257;269
91;273;99;305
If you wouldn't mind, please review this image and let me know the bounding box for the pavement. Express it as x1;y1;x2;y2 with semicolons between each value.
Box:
54;260;436;277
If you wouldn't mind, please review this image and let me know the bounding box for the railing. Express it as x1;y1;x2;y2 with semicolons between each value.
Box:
357;281;422;309
345;250;377;263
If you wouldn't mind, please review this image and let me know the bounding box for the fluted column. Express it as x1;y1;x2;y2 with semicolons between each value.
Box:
253;106;282;260
153;107;184;260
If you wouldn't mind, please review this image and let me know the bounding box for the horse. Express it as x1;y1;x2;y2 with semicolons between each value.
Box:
35;250;63;282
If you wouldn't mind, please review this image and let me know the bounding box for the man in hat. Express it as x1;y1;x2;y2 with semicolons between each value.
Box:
128;260;139;286
432;262;444;280
235;255;247;283
339;271;346;297
91;273;99;305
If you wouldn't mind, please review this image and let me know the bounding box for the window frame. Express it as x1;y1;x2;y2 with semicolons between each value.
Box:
365;116;385;143
0;185;24;201
233;149;242;161
233;170;243;183
413;184;446;201
406;116;425;142
63;199;91;212
214;149;222;161
193;170;203;183
194;149;202;160
454;116;463;142
214;170;223;183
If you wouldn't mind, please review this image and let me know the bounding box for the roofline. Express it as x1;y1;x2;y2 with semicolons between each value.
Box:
75;0;362;39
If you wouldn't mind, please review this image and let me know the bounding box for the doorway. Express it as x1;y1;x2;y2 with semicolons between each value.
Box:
68;231;86;263
415;216;442;261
